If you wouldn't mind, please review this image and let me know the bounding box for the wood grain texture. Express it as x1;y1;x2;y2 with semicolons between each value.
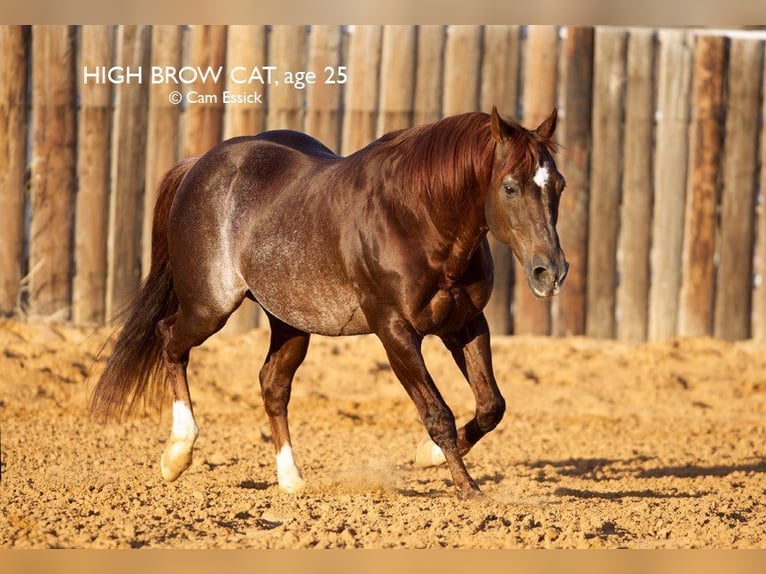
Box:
377;25;415;136
754;47;766;340
586;28;626;339
142;25;181;278
73;25;114;324
678;34;726;337
0;26;28;315
413;25;445;127
553;26;593;337
442;25;481;115
616;29;655;343
304;25;342;151
714;38;763;341
106;25;151;319
29;25;76;319
267;26;307;131
341;25;382;154
648;29;693;341
182;25;226;158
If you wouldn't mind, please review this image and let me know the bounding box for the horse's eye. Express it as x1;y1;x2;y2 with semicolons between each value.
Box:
503;182;518;195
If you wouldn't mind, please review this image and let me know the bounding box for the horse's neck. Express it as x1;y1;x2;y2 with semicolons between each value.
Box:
422;182;490;283
373;118;495;276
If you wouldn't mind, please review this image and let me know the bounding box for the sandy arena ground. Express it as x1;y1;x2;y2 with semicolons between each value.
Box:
1;318;765;548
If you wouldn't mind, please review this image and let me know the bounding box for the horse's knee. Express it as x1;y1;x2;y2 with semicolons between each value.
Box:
477;394;505;433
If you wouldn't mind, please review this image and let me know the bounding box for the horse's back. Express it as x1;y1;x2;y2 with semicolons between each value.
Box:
252;129;338;159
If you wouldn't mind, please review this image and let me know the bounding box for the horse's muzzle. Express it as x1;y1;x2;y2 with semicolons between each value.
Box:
528;257;569;298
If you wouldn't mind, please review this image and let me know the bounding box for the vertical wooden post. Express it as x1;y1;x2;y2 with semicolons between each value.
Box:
73;25;114;324
223;25;266;139
480;25;521;335
616;28;655;343
480;25;520;113
0;26;28;316
515;25;558;335
412;25;444;127
304;25;342;151
376;25;416;136
143;25;181;277
754;49;766;340
586;27;626;339
341;25;382;154
552;26;593;337
106;25;151;319
678;34;726;337
442;25;481;115
182;25;226;157
714;38;763;341
648;29;693;341
267;26;307;131
29;25;76;319
221;25;267;333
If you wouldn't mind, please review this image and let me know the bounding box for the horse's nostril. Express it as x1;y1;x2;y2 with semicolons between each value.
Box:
533;266;548;281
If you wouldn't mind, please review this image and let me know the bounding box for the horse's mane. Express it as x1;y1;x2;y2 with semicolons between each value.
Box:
354;112;557;214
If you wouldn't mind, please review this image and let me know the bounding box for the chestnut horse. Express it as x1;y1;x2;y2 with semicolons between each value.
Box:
90;107;568;498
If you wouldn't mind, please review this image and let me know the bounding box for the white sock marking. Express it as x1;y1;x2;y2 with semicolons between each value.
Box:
171;400;198;442
534;165;549;188
276;445;304;492
162;401;199;481
415;437;447;467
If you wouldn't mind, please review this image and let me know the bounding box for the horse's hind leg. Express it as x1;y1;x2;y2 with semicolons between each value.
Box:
157;312;197;482
416;313;505;468
259;315;310;493
158;296;244;481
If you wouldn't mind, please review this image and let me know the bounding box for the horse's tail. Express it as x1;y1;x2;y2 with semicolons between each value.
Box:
89;157;198;422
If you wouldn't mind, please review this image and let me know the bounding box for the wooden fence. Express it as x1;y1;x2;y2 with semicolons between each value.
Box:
0;25;764;341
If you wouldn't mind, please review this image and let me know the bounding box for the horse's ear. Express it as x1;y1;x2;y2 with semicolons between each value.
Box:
490;106;507;141
536;108;558;140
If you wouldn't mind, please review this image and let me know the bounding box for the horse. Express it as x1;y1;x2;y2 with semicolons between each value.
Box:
90;106;568;499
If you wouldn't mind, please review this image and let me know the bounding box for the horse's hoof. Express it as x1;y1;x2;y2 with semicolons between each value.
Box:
160;443;194;482
414;437;447;468
457;486;485;501
278;475;306;494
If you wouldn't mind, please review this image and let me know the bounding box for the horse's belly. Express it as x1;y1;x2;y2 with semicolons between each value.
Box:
259;290;369;336
245;259;369;336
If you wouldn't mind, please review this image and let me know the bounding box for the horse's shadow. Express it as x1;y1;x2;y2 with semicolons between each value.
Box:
552;486;710;500
637;459;766;479
523;456;766;500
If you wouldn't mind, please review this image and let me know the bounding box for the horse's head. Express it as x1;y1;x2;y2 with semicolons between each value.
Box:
485;107;568;298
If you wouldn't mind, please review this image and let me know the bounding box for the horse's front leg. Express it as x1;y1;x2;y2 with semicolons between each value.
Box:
415;312;506;468
376;317;481;499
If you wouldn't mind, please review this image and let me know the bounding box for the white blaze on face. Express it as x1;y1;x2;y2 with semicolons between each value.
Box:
534;165;549;189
